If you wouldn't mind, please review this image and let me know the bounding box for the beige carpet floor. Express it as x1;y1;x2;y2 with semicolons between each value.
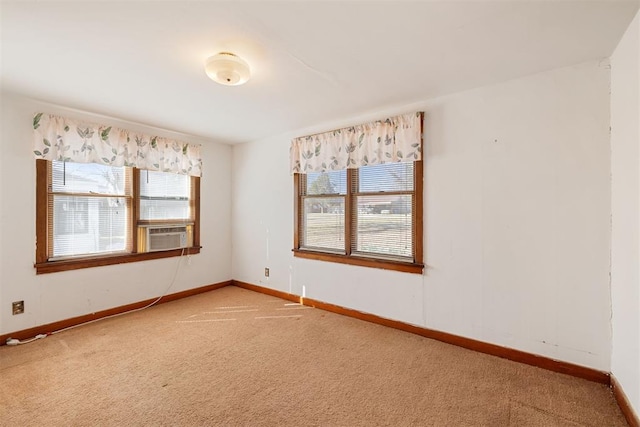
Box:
0;286;627;426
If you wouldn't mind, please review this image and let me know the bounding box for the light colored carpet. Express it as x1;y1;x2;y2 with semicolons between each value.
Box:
0;286;627;426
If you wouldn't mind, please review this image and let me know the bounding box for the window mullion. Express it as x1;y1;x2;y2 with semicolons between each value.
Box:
192;176;200;248
346;169;355;256
414;160;424;264
132;168;140;253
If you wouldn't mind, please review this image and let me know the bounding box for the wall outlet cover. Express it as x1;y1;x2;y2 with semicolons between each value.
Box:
12;301;24;315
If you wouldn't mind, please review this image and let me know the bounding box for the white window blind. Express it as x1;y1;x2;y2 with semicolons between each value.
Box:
139;170;191;221
49;161;131;258
300;170;347;252
352;162;414;260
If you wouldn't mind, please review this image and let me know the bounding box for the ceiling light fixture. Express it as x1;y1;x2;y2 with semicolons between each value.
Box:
204;52;251;86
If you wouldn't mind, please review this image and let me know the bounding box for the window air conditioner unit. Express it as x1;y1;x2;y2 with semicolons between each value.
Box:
146;226;188;252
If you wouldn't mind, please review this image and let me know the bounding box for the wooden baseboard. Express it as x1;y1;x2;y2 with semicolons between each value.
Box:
231;280;610;385
612;374;640;427
0;280;232;345
232;280;301;303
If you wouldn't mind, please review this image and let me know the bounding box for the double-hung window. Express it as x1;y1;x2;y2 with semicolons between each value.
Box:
36;160;200;273
295;162;423;273
33;113;202;274
292;112;424;274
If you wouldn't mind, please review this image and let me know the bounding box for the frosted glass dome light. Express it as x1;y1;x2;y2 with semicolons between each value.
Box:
205;52;251;86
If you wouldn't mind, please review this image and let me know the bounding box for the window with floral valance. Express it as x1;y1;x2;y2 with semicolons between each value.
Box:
32;113;202;274
291;112;424;274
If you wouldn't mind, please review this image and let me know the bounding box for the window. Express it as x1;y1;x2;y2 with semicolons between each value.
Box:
139;170;191;221
300;169;347;253
35;160;200;274
49;161;131;259
294;161;423;274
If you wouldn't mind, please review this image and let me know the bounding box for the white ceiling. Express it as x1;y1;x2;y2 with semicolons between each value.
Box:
1;1;638;144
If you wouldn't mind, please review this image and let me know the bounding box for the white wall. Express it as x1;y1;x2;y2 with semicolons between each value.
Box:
0;92;232;336
232;60;613;371
611;10;640;417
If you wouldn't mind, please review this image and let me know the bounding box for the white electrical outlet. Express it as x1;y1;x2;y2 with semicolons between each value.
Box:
12;301;24;315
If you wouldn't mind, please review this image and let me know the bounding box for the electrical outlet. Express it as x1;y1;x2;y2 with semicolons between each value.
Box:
12;301;24;315
264;268;269;277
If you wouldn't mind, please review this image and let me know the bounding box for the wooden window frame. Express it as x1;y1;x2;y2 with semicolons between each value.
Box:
293;161;424;274
35;159;201;274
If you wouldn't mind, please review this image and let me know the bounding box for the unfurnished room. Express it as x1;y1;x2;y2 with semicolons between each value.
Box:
0;1;639;426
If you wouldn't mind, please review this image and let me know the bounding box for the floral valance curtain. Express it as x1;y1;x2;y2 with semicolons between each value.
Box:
290;112;422;174
33;113;203;177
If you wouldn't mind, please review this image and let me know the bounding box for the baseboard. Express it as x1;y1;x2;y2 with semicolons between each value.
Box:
232;280;610;385
0;280;232;345
233;280;301;303
612;374;640;427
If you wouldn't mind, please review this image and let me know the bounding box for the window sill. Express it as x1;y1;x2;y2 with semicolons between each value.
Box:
292;249;424;274
34;247;201;275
